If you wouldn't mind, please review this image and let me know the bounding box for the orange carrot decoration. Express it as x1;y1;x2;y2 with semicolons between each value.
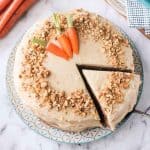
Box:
66;15;79;54
46;41;69;60
53;13;73;58
57;33;72;58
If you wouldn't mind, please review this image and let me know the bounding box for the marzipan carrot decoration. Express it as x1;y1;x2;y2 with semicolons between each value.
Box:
32;36;69;60
0;0;37;38
66;15;79;54
53;13;73;58
0;0;11;12
0;0;24;32
46;41;69;60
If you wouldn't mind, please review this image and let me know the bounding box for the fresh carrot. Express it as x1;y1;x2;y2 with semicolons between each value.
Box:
46;42;69;60
52;13;73;58
66;15;79;54
0;0;24;32
0;0;12;12
0;0;37;38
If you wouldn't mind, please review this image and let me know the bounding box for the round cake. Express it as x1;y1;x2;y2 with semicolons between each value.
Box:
13;9;141;132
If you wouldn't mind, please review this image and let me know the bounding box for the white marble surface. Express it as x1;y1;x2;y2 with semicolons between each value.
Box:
0;0;150;149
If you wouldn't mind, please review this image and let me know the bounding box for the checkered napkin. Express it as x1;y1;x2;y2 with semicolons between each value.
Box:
126;0;150;35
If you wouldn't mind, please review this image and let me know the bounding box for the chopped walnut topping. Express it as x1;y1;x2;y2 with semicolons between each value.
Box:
99;72;133;113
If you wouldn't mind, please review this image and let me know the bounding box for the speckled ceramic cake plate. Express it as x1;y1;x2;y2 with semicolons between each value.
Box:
6;26;143;144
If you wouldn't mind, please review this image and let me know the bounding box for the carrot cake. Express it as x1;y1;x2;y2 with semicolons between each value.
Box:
13;9;141;132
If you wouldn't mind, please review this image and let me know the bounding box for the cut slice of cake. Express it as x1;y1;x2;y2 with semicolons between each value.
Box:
82;69;141;130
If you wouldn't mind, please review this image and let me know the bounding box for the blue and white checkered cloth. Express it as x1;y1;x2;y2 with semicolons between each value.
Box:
126;0;150;34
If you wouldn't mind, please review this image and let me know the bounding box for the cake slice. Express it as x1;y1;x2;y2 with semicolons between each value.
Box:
82;69;141;130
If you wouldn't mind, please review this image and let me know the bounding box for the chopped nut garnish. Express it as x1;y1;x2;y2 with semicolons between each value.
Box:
99;72;133;113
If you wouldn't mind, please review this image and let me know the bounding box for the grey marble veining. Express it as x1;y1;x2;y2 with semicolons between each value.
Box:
0;0;150;149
